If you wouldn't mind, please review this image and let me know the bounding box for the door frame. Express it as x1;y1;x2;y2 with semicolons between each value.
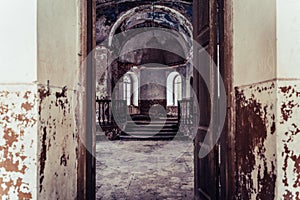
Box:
217;0;235;198
77;0;96;199
220;0;235;198
78;0;235;199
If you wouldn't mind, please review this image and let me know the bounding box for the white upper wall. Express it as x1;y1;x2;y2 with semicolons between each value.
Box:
37;0;80;89
277;0;300;78
0;0;37;83
233;0;277;86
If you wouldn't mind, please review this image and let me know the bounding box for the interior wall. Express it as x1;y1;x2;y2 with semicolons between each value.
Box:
0;1;38;199
0;85;38;199
276;1;300;198
0;1;37;83
139;68;168;113
0;0;87;199
37;0;80;88
37;0;81;199
232;0;276;87
276;0;300;79
233;0;300;199
232;0;278;198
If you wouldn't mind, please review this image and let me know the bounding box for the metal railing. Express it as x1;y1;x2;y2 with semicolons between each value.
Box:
178;98;194;126
96;98;127;126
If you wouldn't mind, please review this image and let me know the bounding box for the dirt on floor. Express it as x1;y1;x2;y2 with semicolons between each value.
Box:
96;138;194;200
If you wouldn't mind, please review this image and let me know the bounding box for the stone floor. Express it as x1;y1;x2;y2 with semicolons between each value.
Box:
96;138;194;200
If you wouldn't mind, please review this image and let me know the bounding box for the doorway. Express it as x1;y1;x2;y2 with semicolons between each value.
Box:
85;0;233;199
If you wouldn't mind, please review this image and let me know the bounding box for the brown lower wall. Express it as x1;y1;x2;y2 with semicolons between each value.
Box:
235;81;277;199
0;84;38;199
37;84;78;199
276;80;300;199
234;79;300;199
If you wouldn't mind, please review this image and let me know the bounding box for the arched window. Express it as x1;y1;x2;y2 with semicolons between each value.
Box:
174;75;182;106
123;75;132;105
167;72;182;106
122;72;139;106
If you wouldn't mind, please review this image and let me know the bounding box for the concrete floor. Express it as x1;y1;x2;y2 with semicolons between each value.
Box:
96;138;194;200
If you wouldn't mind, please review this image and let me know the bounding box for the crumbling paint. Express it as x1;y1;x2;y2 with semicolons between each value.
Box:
277;81;300;199
0;85;38;200
235;80;300;199
235;81;277;199
39;127;47;192
38;84;78;199
38;84;50;116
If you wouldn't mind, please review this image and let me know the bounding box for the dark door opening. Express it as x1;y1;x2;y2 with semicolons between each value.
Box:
85;0;232;199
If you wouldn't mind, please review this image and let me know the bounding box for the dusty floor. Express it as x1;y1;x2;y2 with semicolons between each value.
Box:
96;137;194;200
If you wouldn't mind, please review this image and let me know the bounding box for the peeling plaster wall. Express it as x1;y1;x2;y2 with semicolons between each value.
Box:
235;81;300;199
0;85;79;200
1;0;81;199
233;0;300;199
37;85;78;199
277;81;300;199
275;1;300;198
232;0;279;199
0;1;39;199
0;85;38;199
37;0;81;199
235;82;277;199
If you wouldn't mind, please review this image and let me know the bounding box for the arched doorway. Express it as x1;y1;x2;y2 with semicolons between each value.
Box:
94;1;195;199
88;0;232;199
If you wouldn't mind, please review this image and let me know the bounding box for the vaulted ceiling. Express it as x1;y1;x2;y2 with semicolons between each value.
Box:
96;0;193;66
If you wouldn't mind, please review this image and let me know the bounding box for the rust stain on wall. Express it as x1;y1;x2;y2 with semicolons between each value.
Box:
0;91;9;97
0;178;13;198
0;103;9;115
283;190;293;199
235;83;276;199
60;153;68;166
280;85;300;177
281;143;300;188
39;127;47;192
291;154;300;188
21;102;34;112
38;84;51;115
280;85;300;123
3;127;18;147
278;83;300;199
282;144;290;187
23;91;32;100
0;125;28;172
37;84;78;198
0;88;37;199
55;86;69;116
